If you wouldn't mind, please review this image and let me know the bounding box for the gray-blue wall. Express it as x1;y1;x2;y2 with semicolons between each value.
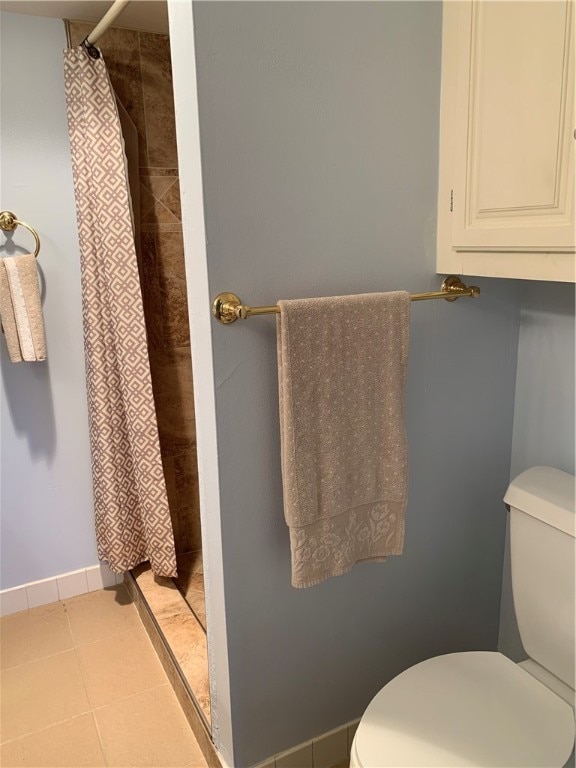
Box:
193;3;521;764
0;13;97;590
510;282;575;479
499;281;575;661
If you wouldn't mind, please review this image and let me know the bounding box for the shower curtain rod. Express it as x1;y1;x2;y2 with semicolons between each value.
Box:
84;0;131;47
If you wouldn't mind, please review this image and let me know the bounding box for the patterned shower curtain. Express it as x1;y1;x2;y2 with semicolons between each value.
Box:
63;46;177;577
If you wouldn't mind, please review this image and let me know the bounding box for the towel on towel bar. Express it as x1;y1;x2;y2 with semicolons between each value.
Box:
0;254;46;362
276;292;410;588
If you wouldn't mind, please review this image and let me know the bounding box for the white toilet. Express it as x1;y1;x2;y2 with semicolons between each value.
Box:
350;466;576;767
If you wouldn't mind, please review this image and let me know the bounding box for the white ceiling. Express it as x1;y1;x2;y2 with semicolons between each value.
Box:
0;1;169;34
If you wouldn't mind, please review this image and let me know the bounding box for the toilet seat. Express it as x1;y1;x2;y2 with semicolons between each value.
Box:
351;651;575;768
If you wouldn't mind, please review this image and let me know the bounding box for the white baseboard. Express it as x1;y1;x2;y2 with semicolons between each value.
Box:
0;564;124;617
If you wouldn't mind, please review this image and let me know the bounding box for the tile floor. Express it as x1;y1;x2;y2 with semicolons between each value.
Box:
0;585;208;767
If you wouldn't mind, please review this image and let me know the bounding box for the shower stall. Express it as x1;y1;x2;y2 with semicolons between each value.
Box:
66;12;212;742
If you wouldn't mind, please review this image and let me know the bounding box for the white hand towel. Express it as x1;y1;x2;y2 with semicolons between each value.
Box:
0;254;47;362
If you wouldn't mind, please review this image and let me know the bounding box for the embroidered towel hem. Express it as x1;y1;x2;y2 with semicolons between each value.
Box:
277;292;410;589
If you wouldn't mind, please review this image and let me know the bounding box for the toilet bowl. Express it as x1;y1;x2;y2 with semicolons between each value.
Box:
351;467;576;767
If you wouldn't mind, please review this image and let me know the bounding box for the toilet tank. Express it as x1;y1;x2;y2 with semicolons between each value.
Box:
504;466;575;690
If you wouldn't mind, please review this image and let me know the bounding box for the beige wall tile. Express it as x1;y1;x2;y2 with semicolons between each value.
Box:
155;231;191;347
181;586;206;631
139;183;157;220
139;232;165;350
141;223;183;233
174;555;204;594
161;180;182;220
142;199;180;225
140;168;179;176
66;20;90;46
154;229;186;277
162;454;182;545
276;742;313;768
76;628;167;709
149;349;196;455
173;505;202;555
0;602;73;670
140;175;178;201
171;449;201;554
68;22;149;168
139;32;178;167
177;551;204;575
312;728;348;768
0;713;105;767
173;552;206;626
181;572;205;594
64;586;140;645
0;650;90;742
95;684;207;767
174;448;200;513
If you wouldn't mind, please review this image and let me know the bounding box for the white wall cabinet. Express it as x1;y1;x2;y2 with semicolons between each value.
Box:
437;1;575;282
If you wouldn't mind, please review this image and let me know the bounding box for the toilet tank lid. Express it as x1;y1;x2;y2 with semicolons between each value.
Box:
504;466;575;537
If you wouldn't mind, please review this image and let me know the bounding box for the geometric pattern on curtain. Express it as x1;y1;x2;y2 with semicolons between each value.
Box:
63;47;177;576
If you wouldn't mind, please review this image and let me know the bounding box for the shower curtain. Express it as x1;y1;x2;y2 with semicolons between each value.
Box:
63;47;177;577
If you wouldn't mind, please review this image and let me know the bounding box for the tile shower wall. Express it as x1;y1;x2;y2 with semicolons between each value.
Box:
68;23;200;555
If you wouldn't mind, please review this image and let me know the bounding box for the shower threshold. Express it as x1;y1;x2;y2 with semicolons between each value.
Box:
126;559;218;767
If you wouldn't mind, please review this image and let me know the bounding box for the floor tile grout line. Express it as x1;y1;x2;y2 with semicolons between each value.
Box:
71;605;170;715
0;645;76;674
69;621;148;651
3;621;206;754
0;710;93;747
0;590;170;757
68;620;105;762
88;708;110;767
91;681;171;715
77;653;172;714
1;602;142;672
5;600;170;760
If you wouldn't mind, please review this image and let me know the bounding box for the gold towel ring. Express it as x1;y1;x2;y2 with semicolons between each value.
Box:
0;210;41;259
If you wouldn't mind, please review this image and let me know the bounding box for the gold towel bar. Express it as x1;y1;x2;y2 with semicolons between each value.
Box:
212;276;480;324
0;211;41;259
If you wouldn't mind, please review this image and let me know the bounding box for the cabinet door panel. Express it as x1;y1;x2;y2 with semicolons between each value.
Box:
452;1;574;250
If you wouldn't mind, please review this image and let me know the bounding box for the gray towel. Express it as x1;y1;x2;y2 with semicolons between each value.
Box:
277;291;410;588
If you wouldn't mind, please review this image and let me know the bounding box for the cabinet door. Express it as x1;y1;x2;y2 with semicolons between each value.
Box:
452;1;574;252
